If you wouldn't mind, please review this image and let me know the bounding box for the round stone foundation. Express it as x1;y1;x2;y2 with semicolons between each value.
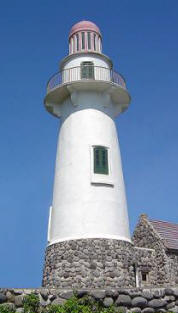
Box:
42;239;136;289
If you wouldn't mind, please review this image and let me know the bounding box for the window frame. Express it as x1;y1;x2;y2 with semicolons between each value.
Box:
90;145;113;186
81;61;95;80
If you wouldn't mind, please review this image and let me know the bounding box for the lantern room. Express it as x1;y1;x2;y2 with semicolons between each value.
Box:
69;20;102;54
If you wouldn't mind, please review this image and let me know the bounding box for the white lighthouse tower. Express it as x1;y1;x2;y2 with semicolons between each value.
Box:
43;21;134;289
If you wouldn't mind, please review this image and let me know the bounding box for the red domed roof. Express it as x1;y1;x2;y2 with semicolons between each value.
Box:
69;20;101;38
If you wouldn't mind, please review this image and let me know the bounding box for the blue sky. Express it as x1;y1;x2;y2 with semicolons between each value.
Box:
0;0;178;287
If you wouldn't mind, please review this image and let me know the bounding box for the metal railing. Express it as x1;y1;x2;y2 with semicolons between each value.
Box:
47;65;126;92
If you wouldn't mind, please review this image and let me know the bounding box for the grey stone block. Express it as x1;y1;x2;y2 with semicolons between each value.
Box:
115;306;127;313
171;306;178;313
148;299;167;308
15;295;24;307
52;297;66;305
116;295;132;306
59;291;74;299
166;301;175;309
90;290;105;299
142;291;154;300
16;308;24;313
103;297;114;307
142;308;155;313
132;297;147;308
130;307;141;313
164;288;174;296
0;294;7;304
40;289;49;301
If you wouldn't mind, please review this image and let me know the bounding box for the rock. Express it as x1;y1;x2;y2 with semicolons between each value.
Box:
58;291;74;299
128;290;142;298
156;309;166;313
148;299;167;308
153;290;165;298
15;295;24;307
40;289;49;301
6;291;14;302
39;294;47;307
163;295;175;301
52;297;67;305
14;290;23;295
90;290;105;299
176;300;178;306
76;290;88;298
142;308;155;313
23;290;33;295
173;289;178;297
49;294;56;301
115;306;127;313
16;308;24;313
105;289;118;298
130;307;141;313
103;297;114;307
0;294;7;304
116;295;132;306
166;301;175;309
165;288;173;295
171;306;178;313
142;291;154;300
132;297;147;308
118;289;130;295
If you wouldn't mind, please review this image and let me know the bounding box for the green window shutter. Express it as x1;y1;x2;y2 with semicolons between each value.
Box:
94;146;109;175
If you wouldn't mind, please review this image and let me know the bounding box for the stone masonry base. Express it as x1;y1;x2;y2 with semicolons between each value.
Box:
42;239;136;289
1;287;178;313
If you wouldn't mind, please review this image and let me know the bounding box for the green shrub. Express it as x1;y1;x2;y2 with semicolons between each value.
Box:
0;304;15;313
0;293;118;313
23;294;40;313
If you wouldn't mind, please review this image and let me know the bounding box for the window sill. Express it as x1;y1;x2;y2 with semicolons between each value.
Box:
91;173;114;186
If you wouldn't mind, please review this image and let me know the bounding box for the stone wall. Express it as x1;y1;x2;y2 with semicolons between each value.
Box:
1;287;178;313
42;239;136;289
132;214;171;286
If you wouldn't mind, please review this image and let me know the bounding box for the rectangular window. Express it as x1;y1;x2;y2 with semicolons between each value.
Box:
94;146;109;175
142;272;149;283
82;32;85;49
87;32;91;49
76;34;79;51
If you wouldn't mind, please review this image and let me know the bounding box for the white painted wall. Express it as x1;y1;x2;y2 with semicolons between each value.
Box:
48;90;131;245
63;53;111;70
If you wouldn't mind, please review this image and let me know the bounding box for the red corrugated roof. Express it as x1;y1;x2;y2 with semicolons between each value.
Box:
150;219;178;250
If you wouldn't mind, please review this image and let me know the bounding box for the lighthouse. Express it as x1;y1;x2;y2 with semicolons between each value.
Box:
43;21;135;289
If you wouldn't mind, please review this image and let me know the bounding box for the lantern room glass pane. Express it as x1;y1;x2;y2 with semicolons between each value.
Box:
82;32;85;49
76;34;79;51
94;146;109;175
94;34;96;51
87;32;91;49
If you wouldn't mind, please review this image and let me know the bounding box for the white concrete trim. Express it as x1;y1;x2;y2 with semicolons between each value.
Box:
48;234;132;246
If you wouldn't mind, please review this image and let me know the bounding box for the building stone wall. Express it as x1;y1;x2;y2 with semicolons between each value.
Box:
167;251;178;285
132;214;172;286
42;239;136;289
